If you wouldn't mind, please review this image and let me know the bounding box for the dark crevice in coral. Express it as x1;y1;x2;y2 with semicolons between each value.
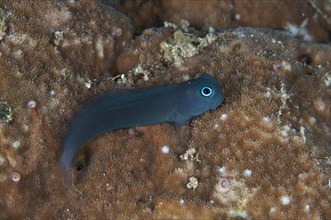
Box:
298;54;313;67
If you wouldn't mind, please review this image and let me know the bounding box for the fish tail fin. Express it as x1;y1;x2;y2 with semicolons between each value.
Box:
58;156;72;188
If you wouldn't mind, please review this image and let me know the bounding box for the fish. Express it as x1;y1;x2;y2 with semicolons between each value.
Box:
59;74;224;181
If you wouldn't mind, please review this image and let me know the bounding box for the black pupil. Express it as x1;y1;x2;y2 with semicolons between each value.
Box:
203;88;211;95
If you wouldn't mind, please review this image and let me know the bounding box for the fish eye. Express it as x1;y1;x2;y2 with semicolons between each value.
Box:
201;86;213;97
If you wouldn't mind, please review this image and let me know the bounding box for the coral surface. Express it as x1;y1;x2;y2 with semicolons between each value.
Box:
109;0;331;43
0;0;330;219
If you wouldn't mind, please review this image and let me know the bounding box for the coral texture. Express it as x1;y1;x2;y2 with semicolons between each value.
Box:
109;0;331;43
0;0;330;219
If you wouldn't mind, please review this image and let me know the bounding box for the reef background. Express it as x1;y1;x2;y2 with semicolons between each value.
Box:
0;0;330;219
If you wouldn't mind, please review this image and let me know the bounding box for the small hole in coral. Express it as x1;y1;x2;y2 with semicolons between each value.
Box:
298;54;312;67
75;162;86;171
232;43;242;52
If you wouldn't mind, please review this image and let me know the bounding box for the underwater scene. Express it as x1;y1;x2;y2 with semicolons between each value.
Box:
0;0;330;219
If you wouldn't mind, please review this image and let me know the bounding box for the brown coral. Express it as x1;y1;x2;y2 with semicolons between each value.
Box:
0;0;330;219
109;0;331;43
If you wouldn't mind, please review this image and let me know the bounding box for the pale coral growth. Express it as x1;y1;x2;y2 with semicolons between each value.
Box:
280;195;291;205
111;27;122;37
313;98;326;112
51;1;132;77
208;26;215;33
282;61;292;71
160;29;217;66
105;182;114;192
95;37;104;58
179;19;190;32
53;30;64;46
134;64;150;81
164;19;189;32
49;90;56;96
66;0;77;4
219;166;226;175
59;67;73;77
164;21;178;29
286;19;313;41
43;3;71;29
299;126;307;144
180;148;196;160
11;141;20;149
0;8;8;41
12;49;22;60
324;72;331;86
6;33;37;48
262;116;270;123
213;166;255;218
60;30;80;47
186;176;198;189
83;79;92;89
0;155;5;165
220;113;228;121
180;147;200;162
269;207;277;215
243;169;252;177
308;117;316;125
264;90;272;98
112;73;128;84
199;33;217;48
161;145;170;154
277;82;292;123
304;204;310;213
62;32;115;74
280;125;290;138
228;210;248;219
182;74;190;81
160;30;199;65
0;104;43;182
0;129;17;166
27;100;37;109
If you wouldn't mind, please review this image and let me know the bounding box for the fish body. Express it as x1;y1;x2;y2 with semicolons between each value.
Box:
60;74;224;177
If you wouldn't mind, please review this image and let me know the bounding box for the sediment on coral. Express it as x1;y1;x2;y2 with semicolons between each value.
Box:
0;0;330;219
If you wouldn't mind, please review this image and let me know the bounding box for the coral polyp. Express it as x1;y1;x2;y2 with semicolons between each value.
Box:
27;100;37;109
10;172;20;183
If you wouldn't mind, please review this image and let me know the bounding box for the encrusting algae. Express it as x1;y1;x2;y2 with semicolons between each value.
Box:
0;0;330;219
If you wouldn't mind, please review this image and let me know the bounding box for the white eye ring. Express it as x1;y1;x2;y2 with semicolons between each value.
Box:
201;86;213;97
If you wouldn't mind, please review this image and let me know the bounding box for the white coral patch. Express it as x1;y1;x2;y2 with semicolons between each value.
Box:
280;125;290;137
220;114;228;121
161;145;170;154
280;196;291;205
95;37;104;58
243;169;252;177
12;141;20;149
219;166;226;175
